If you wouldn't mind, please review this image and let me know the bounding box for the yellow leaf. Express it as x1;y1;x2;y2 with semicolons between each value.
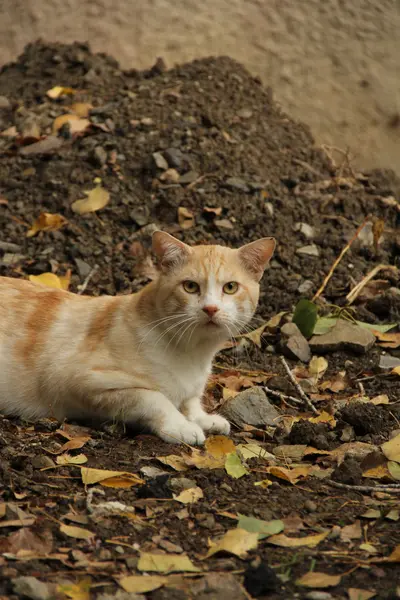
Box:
359;543;379;554
80;467;143;487
174;486;204;504
205;435;236;457
56;454;88;466
183;448;225;470
267;531;329;548
296;571;341;588
237;443;274;461
157;455;189;471
309;411;337;427
392;366;400;377
178;206;194;229
53;114;90;135
370;394;390;405
373;330;400;349
267;465;311;485
387;461;400;480
59;524;95;540
205;528;258;558
361;509;381;519
225;452;249;479
27;212;67;237
240;312;287;347
254;479;272;488
138;553;200;573
47;86;76;99
57;579;91;600
348;588;376;600
119;575;167;594
71;181;110;214
70;103;93;118
382;434;400;462
385;545;400;562
29;273;64;290
386;509;399;521
309;356;328;379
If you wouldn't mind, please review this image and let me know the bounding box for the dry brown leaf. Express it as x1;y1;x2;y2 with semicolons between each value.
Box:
27;212;67;237
348;589;376;600
0;518;35;528
119;575;167;594
274;445;307;461
5;527;53;555
205;435;236;457
156;455;189;472
70;103;93;117
373;330;400;349
174;486;204;504
296;571;341;588
386;509;399;521
309;356;328;379
267;531;329;548
47;86;76;99
320;371;348;393
361;509;381;519
80;466;143;487
393;366;400;377
1;126;18;137
204;206;222;217
184;449;225;470
372;218;385;252
59;524;95;540
52;113;90;135
369;394;390;405
53;436;91;454
138;552;199;573
205;528;258;558
57;579;91;600
56;453;88;466
382;434;400;462
340;520;362;542
363;463;392;480
178;206;195;229
266;465;311;485
309;411;337;427
71;180;110;214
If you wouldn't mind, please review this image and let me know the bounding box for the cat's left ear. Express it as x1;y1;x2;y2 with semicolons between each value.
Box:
152;231;192;272
238;237;276;281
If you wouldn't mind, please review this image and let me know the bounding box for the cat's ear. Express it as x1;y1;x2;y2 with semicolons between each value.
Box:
152;231;192;272
238;237;276;281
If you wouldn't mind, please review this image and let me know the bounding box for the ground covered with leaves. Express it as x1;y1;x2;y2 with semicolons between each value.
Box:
1;42;400;600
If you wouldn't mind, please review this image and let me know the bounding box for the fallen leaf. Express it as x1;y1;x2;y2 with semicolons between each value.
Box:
57;579;91;600
313;317;337;336
309;411;337;427
174;487;203;504
387;461;400;480
56;454;88;466
382;434;400;462
240;312;287;347
81;467;143;487
370;394;390;405
384;545;400;562
205;528;258;558
157;455;188;472
266;465;311;485
70;103;93;118
254;479;273;488
267;531;329;548
348;588;376;600
59;524;95;540
237;515;284;539
47;86;76;99
0;518;35;528
119;575;167;593
372;218;385;252
309;356;328;379
183;448;225;470
292;299;318;338
373;331;400;349
71;179;110;214
225;452;249;479
386;509;399;521
204;206;222;217
28;272;68;291
52;114;90;135
27;212;67;237
0;503;6;518
205;435;236;457
178;206;194;229
138;552;199;573
274;445;307;461
320;371;348;393
361;509;381;520
359;543;379;554
340;520;362;542
296;572;341;588
6;527;53;555
52;436;91;454
393;366;400;377
237;443;275;461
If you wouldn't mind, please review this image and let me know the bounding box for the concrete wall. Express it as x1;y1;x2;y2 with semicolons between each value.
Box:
1;0;400;173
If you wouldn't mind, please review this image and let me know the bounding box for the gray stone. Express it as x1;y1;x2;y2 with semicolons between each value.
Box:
309;320;375;354
1;253;25;266
280;322;311;362
179;170;199;184
130;206;150;226
298;279;314;294
163;147;184;168
264;202;274;216
0;241;21;252
92;145;108;166
225;176;249;192
214;218;234;230
140;465;169;478
169;477;197;492
296;244;320;257
237;108;253;119
294;222;315;239
220;386;280;427
379;354;400;370
152;151;169;170
31;456;55;469
305;593;333;600
74;258;92;278
12;577;50;600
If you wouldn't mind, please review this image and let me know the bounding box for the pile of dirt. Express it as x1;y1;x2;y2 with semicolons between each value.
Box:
1;42;400;600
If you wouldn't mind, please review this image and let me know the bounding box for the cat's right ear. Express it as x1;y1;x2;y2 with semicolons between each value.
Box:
152;231;192;272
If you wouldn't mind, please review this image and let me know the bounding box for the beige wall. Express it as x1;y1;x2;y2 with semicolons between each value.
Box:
1;0;400;173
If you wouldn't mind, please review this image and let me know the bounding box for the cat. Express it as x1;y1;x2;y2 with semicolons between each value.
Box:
0;231;275;444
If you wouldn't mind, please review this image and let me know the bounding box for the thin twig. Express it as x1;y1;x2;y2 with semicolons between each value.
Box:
326;480;400;494
279;356;318;414
346;264;398;305
312;215;370;302
264;385;303;406
77;264;99;295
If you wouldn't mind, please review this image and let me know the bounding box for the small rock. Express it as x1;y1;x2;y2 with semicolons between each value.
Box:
280;322;311;363
159;539;183;553
0;95;11;109
296;244;320;257
74;258;92;278
298;279;314;294
197;514;215;529
179;170;198;184
160;168;180;183
140;117;154;127
309;320;375;354
264;202;274;216
130;206;150;227
1;253;25;266
12;576;50;600
169;477;197;492
31;456;55;469
152;152;169;170
163;147;184;168
214;218;234;230
220;482;233;492
190;573;248;600
0;241;21;252
237;108;253;119
379;355;400;370
294;222;315;239
140;466;169;478
92;146;108;166
220;386;280;428
304;499;317;512
305;593;333;600
225;176;249;192
20;136;63;155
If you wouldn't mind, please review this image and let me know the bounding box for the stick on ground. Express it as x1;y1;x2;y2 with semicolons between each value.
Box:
279;356;318;414
77;264;99;295
346;264;398;305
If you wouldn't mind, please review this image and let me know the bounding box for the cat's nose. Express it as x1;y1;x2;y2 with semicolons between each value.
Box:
202;305;219;317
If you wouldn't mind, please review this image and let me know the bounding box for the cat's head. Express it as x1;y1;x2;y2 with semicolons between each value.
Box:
151;231;275;345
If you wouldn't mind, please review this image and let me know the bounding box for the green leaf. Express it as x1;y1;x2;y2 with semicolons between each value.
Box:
237;514;284;539
356;321;398;333
225;452;249;479
292;299;318;338
387;461;400;481
313;317;338;336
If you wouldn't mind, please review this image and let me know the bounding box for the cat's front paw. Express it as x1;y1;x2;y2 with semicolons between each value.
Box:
158;419;206;446
194;413;231;436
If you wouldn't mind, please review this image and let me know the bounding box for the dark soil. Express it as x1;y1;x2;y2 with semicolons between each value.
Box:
1;42;400;600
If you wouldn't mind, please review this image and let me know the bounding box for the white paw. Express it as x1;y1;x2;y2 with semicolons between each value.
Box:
194;413;231;436
158;419;206;446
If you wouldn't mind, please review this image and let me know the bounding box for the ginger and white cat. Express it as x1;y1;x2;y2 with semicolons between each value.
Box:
0;231;275;444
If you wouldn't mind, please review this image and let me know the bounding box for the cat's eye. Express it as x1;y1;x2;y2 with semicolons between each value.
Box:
182;280;200;294
223;281;239;294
